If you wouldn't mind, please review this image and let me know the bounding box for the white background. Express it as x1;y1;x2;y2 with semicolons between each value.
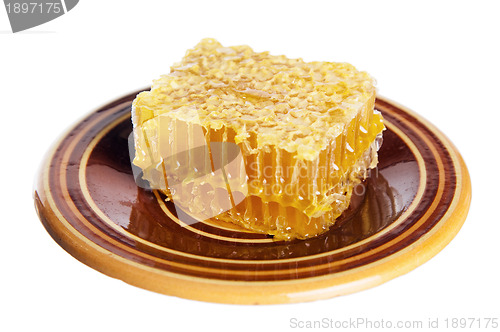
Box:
1;1;499;331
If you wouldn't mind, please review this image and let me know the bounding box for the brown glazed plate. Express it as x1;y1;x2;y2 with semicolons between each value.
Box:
34;91;471;304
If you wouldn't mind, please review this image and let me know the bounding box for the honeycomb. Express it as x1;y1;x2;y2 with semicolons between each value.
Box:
132;38;385;240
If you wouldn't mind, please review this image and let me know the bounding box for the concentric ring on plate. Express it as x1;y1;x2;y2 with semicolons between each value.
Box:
34;91;471;304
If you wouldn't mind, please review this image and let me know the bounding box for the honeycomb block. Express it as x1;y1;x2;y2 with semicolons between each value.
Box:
132;38;385;240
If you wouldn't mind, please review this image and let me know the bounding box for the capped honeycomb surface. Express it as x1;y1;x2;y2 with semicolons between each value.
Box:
132;38;385;240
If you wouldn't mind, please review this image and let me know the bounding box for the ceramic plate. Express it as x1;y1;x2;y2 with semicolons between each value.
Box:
34;91;471;304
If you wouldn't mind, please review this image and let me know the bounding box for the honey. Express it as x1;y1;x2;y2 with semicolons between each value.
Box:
132;38;385;240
